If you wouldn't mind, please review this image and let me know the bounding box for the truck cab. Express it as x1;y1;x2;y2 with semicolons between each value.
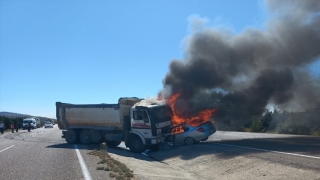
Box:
121;99;173;153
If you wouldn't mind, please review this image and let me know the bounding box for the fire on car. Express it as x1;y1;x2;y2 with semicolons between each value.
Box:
162;92;217;146
165;121;216;146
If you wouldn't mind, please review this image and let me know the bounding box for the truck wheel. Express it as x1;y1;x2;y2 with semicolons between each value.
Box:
129;136;146;153
80;130;92;145
65;129;77;144
184;137;196;145
106;141;121;147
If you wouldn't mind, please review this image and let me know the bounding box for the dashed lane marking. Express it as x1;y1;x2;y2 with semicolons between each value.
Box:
74;144;92;180
215;143;320;160
0;145;14;153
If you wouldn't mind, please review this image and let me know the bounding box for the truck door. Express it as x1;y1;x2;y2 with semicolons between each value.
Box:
132;109;152;137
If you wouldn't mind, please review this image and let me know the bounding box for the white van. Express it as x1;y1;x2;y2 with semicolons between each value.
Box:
22;118;37;130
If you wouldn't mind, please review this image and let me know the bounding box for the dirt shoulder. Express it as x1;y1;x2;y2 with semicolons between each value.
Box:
108;141;320;180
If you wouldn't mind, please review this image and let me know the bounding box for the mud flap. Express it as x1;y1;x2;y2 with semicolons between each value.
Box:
124;132;130;147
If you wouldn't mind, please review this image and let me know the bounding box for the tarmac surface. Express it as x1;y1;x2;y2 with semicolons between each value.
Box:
1;125;320;180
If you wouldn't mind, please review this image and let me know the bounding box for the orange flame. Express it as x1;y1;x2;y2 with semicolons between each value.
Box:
171;126;185;134
167;93;217;134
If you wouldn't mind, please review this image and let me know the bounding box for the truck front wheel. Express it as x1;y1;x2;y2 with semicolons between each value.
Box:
65;129;77;144
80;130;92;145
129;136;146;153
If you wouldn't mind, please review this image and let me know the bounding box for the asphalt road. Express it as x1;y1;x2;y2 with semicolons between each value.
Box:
0;126;110;180
1;126;320;180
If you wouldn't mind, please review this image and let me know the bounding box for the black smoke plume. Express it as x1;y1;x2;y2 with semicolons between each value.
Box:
162;0;320;125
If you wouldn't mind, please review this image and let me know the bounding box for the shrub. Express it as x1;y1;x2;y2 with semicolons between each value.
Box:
249;118;263;132
96;166;104;170
276;120;311;135
115;175;126;180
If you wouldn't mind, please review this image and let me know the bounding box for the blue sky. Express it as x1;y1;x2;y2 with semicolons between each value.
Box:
0;0;318;118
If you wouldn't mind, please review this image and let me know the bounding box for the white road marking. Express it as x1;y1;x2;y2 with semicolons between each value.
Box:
74;144;92;180
215;143;320;160
0;145;14;153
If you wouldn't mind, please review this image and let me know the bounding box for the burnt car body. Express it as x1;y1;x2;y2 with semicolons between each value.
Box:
165;121;216;146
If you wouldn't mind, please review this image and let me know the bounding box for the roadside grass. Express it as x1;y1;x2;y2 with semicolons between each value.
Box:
4;128;19;132
3;127;38;133
87;145;134;180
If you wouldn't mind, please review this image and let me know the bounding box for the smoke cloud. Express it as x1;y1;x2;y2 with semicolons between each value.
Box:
162;0;320;121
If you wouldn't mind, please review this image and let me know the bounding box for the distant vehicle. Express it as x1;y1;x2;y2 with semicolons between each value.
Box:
34;117;41;128
168;121;216;146
22;118;37;129
44;122;53;128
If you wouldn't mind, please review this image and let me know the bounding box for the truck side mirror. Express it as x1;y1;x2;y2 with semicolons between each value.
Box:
142;111;149;123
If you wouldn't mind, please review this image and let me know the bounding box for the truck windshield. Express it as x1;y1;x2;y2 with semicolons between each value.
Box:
149;105;173;124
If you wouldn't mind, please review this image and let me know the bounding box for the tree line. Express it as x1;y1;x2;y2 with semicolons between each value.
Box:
192;91;320;136
0;116;24;130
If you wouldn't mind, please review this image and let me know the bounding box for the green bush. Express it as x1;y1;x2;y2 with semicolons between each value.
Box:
0;116;24;130
276;120;311;135
249;118;263;132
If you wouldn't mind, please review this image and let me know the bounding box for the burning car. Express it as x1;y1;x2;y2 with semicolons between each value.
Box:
165;121;216;146
161;92;217;146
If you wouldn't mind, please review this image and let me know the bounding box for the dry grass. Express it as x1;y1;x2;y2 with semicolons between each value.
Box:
88;143;134;179
96;166;104;170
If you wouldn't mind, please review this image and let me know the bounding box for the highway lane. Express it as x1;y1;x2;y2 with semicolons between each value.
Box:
209;132;320;173
211;131;320;158
0;126;84;180
0;126;110;180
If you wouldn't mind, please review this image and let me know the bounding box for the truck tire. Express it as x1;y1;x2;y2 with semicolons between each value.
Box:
106;141;121;147
129;136;146;153
80;130;92;145
65;129;77;144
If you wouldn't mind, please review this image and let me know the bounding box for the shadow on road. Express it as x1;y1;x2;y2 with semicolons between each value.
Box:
148;136;320;162
46;136;320;163
46;143;160;163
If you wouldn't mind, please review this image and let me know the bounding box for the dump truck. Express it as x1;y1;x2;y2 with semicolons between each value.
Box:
56;97;172;153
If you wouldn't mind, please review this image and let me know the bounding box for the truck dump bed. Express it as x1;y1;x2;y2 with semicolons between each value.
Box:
56;102;132;131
